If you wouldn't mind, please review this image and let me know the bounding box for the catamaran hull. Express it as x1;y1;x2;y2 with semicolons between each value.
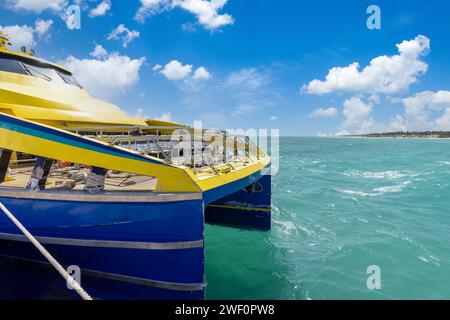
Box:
0;165;271;300
205;175;272;230
0;193;205;300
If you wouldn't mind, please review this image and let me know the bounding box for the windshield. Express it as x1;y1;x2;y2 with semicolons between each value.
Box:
0;54;82;89
0;56;28;75
21;62;60;82
21;62;82;88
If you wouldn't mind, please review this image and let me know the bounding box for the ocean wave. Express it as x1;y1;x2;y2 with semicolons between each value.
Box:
337;181;411;197
342;170;417;179
417;256;429;263
337;189;377;197
373;181;411;193
299;159;324;166
273;218;299;236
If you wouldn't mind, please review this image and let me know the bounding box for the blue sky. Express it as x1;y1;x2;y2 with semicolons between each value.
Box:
1;0;450;136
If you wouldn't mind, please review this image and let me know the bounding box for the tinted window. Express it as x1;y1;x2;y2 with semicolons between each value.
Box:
21;62;82;88
0;57;27;75
0;55;82;88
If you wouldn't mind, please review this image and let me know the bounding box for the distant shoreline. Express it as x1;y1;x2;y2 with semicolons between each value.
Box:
345;131;450;139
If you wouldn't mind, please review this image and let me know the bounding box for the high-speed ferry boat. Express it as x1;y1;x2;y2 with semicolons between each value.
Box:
0;32;271;299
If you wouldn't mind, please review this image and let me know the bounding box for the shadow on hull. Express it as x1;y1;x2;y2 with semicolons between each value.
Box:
0;255;202;300
205;175;271;231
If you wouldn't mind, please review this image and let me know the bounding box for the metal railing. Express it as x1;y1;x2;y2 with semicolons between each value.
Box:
68;126;265;173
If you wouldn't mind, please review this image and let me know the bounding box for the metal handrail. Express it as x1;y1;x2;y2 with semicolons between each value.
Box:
73;128;263;170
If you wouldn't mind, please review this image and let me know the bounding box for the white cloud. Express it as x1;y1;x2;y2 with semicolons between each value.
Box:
131;107;148;118
225;68;269;89
90;44;108;59
181;22;197;32
174;0;234;30
335;90;450;135
0;19;53;50
152;64;162;71
402;91;433;130
193;66;211;80
270;115;278;122
34;19;53;37
135;0;234;30
156;112;173;122
387;96;404;104
135;0;171;22
402;90;450;130
368;93;380;104
0;24;35;50
130;109;174;122
160;60;193;80
89;0;111;18
61;46;145;101
435;108;450;130
386;115;407;132
303;35;430;95
310;107;338;118
156;61;212;82
232;104;257;116
107;24;140;48
342;97;373;131
7;0;67;13
335;130;350;136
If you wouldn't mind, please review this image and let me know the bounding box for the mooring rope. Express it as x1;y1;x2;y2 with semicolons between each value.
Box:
0;202;93;300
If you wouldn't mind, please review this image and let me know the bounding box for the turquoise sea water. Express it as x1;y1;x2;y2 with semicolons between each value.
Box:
205;137;450;299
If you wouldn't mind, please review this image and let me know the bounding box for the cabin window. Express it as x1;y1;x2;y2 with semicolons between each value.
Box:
0;56;27;75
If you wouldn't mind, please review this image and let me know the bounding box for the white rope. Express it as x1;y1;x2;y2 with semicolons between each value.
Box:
0;202;93;300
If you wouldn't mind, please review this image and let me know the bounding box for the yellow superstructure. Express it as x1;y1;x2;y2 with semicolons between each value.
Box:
0;35;150;128
0;32;270;194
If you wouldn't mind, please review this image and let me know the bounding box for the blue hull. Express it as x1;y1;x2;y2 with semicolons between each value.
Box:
0;170;271;299
205;175;272;230
0;255;202;300
0;242;204;300
0;192;205;300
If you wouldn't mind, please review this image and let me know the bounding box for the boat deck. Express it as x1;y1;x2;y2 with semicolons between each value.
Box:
2;166;157;191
